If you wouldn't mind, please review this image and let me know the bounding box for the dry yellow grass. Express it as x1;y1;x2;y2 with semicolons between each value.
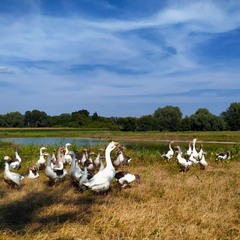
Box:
0;155;240;240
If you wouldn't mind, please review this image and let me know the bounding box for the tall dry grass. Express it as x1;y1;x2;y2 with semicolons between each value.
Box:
0;145;239;240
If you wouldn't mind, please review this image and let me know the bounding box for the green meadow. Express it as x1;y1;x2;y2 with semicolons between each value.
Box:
0;129;240;239
1;128;240;142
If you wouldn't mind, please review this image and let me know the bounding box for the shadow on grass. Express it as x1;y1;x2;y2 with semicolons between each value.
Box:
0;184;97;234
0;189;6;198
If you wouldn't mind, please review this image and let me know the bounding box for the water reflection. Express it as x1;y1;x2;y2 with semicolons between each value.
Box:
0;137;167;152
0;137;235;153
0;137;104;147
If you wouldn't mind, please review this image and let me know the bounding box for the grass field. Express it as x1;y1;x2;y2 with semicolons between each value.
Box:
0;131;240;239
1;128;240;142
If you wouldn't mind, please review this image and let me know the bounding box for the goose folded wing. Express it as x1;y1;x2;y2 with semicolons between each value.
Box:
83;174;108;187
53;169;64;176
115;171;129;180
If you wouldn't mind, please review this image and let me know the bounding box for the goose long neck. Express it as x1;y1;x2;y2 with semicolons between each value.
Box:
40;148;43;155
65;146;69;154
4;162;10;172
169;142;173;150
105;147;114;169
57;147;63;164
96;152;100;160
192;140;197;150
71;156;77;170
46;155;52;167
177;147;182;156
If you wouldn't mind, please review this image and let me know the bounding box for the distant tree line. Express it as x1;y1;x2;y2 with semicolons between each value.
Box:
0;102;240;131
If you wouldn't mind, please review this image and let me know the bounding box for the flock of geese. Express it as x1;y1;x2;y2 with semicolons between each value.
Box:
3;141;139;193
161;138;231;172
2;138;231;191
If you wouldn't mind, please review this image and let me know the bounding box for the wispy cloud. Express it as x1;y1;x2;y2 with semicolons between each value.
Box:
0;66;14;73
0;0;239;116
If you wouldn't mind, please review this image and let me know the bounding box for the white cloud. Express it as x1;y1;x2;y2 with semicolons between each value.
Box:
0;66;14;73
0;0;240;116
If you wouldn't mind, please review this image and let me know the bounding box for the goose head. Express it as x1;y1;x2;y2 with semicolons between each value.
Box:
192;138;198;143
108;141;119;151
3;156;11;162
30;166;38;173
174;146;181;153
118;145;126;150
65;143;71;148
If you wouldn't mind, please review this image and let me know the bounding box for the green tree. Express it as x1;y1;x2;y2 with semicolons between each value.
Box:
190;108;211;131
181;115;191;131
91;112;100;121
0;114;6;127
221;102;240;130
190;108;225;131
3;112;24;127
24;110;50;127
137;115;159;131
117;117;137;131
51;113;72;127
71;109;91;127
209;115;226;131
153;106;182;131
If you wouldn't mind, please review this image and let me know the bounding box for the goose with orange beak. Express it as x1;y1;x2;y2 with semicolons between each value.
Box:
84;141;119;193
3;156;24;188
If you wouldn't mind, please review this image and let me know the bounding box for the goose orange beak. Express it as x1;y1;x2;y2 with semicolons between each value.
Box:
113;141;119;146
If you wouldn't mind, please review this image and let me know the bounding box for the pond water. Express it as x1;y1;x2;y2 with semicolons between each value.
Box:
0;137;103;147
0;137;165;152
0;137;236;153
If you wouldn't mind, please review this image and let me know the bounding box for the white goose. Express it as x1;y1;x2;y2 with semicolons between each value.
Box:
98;157;105;172
115;171;140;188
199;152;208;170
27;166;40;179
175;146;193;172
198;144;204;160
64;143;72;165
113;146;132;167
51;149;57;166
3;156;24;188
53;146;65;171
93;148;104;168
216;151;231;161
161;140;174;161
36;146;47;170
80;148;88;165
113;148;125;167
85;151;95;172
44;152;67;186
188;151;199;165
84;141;119;193
9;147;22;170
186;141;192;156
68;151;83;183
79;161;93;190
192;138;199;159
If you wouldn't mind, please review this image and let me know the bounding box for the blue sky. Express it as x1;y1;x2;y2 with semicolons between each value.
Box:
0;0;240;117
